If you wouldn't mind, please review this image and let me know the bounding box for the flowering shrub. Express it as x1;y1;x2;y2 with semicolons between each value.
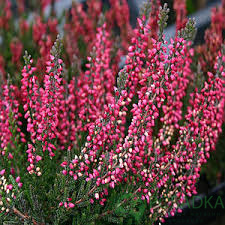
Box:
0;0;225;224
196;0;225;186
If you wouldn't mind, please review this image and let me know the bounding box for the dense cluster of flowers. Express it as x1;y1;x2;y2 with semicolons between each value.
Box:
197;0;225;73
0;0;224;224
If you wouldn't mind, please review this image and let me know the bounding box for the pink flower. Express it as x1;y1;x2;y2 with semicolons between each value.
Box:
0;169;5;176
36;155;42;162
95;193;99;200
7;184;13;190
16;177;21;183
68;203;75;208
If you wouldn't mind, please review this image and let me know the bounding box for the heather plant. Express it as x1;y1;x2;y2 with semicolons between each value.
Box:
0;0;131;81
196;0;225;186
0;1;225;225
196;0;225;74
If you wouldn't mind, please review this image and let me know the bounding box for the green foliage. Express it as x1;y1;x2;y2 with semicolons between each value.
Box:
158;3;170;42
178;18;196;41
